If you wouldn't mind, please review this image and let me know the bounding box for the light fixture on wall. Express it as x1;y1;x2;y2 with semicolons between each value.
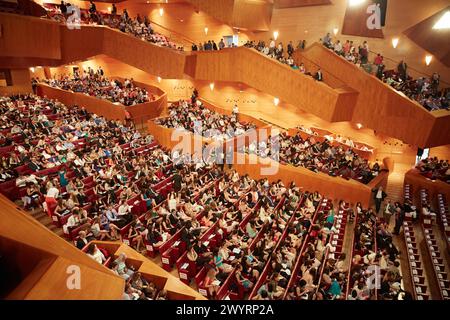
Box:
425;55;433;66
157;76;162;83
204;27;208;35
333;28;339;36
356;123;363;129
273;97;279;106
159;8;164;16
209;82;215;91
273;31;279;40
349;0;366;6
432;10;450;29
391;37;399;48
107;7;112;13
29;67;35;73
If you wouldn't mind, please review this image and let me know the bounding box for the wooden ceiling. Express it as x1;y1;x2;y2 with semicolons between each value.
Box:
404;6;450;68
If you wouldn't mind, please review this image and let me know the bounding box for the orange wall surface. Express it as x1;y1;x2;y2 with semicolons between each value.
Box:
0;194;125;300
191;47;358;123
186;0;273;31
0;69;32;95
0;13;61;61
258;0;450;85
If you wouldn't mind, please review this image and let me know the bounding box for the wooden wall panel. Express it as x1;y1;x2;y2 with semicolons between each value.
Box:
0;69;32;95
186;0;272;31
192;47;358;122
301;43;450;148
0;195;125;300
274;0;332;8
259;0;450;85
341;0;384;39
0;13;61;60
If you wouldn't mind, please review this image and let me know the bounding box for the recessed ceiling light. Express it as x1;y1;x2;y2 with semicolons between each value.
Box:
433;11;450;29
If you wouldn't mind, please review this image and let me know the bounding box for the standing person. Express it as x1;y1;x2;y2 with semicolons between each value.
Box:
383;199;394;226
397;60;408;81
60;0;67;16
314;69;323;81
393;207;404;235
172;170;182;192
111;3;117;17
372;186;387;214
287;41;294;56
45;183;59;218
218;38;225;50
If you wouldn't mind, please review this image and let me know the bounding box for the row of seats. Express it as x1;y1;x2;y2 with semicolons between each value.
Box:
196;191;276;299
421;225;450;300
436;194;450;253
403;221;429;300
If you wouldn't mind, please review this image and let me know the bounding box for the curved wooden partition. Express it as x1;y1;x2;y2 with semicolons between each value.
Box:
232;153;389;207
0;194;125;300
190;47;359;123
36;83;167;123
0;14;187;78
37;83;127;121
404;169;450;202
60;25;187;79
300;43;450;148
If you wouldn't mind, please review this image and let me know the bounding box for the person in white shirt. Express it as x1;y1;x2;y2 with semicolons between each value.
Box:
86;244;106;264
45;184;59;218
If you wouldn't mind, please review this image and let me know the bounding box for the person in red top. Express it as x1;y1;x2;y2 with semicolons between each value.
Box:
374;53;384;66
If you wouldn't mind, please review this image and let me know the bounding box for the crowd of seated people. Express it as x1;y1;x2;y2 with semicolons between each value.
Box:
253;192;321;300
242;132;380;184
347;206;405;300
0;93;177;245
45;1;183;50
321;34;449;111
155;98;256;141
286;203;345;300
85;245;168;300
416;157;449;183
39;67;153;106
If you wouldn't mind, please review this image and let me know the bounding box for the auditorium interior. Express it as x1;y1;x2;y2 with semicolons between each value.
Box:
0;0;449;301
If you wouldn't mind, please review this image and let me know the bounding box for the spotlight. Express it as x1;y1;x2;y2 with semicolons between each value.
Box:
273;97;279;106
273;31;279;40
391;38;399;48
209;83;215;91
425;55;433;66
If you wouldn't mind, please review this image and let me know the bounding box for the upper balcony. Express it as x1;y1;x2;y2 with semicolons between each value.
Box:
298;43;450;148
